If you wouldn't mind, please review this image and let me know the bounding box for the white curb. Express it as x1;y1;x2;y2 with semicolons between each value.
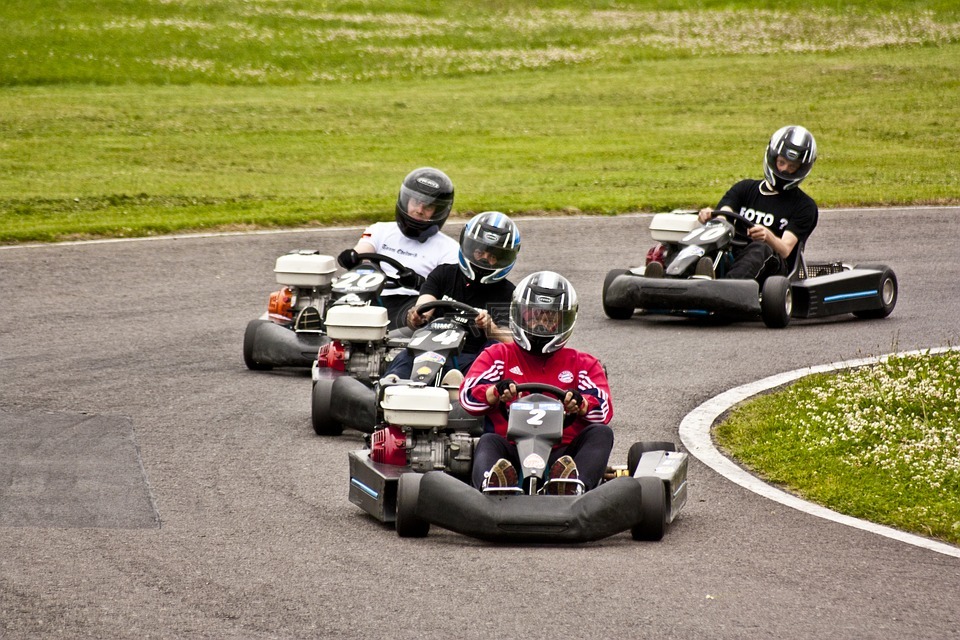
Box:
679;347;960;559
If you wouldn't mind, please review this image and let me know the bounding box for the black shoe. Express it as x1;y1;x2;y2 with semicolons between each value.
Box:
694;256;715;279
644;261;665;278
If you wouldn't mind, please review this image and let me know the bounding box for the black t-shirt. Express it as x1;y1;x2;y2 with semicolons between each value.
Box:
717;179;818;266
420;263;515;353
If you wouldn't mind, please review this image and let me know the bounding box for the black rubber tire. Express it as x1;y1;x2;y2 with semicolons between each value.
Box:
602;269;634;320
760;275;792;329
627;441;678;476
311;377;343;436
632;476;667;541
852;265;898;319
243;319;272;370
395;473;430;538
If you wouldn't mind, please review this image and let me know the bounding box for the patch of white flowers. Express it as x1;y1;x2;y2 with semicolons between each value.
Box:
794;351;960;491
71;5;960;82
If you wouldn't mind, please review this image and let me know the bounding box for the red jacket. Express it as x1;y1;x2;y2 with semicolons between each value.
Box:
459;342;613;445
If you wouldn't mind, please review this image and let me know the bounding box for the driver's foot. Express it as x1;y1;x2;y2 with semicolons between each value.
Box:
545;455;584;496
694;256;715;280
482;459;520;494
644;261;665;278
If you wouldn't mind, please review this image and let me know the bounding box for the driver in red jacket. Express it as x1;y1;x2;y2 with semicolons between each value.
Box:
459;271;613;495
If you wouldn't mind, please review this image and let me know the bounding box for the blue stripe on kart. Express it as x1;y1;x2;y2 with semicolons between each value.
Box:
350;477;379;499
824;290;878;303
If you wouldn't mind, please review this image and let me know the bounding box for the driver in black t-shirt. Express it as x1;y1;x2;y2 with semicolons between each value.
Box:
383;212;521;381
697;125;819;284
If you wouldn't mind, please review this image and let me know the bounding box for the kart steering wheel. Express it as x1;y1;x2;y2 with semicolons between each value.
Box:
355;252;424;289
414;299;480;319
497;382;572;420
710;210;755;243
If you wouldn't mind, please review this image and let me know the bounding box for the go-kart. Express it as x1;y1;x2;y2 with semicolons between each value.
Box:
351;383;688;543
312;299;483;436
602;210;898;328
243;250;420;370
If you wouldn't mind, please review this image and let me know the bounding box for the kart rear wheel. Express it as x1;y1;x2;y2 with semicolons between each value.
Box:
627;441;678;476
760;275;792;328
312;377;343;436
632;476;666;542
395;473;430;538
243;319;272;370
852;265;898;319
602;269;634;320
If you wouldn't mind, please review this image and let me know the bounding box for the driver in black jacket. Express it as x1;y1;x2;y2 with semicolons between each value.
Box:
383;212;521;381
694;125;819;284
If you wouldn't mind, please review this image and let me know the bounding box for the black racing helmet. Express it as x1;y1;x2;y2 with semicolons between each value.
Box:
510;271;578;356
395;167;455;242
763;125;817;191
458;211;521;284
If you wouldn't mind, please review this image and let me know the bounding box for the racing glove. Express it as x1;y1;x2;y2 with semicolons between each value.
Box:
396;268;425;290
494;379;517;399
337;248;360;270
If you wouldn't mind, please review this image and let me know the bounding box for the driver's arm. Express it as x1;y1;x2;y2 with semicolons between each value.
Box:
749;227;798;259
698;205;734;224
475;310;514;344
406;294;437;329
353;239;376;254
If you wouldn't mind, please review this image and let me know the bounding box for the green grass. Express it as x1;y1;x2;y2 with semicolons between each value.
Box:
715;351;960;545
2;1;959;242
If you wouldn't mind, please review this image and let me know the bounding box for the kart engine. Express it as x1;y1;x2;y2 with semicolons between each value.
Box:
268;286;330;327
370;425;476;476
343;343;386;381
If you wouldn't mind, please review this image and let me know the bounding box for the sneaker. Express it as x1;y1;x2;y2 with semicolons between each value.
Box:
482;459;521;494
545;455;585;496
694;256;715;280
380;373;401;385
644;261;665;278
440;369;464;387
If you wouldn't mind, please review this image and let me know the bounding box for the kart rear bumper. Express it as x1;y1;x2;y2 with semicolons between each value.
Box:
605;274;760;316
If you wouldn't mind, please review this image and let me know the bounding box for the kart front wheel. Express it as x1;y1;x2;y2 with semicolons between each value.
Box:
312;377;343;436
602;269;634;320
243;319;272;370
760;276;792;328
627;441;678;476
852;265;898;319
632;476;666;542
395;473;430;538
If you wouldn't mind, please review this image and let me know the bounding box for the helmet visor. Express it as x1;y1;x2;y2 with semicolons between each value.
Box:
513;303;576;337
461;235;518;269
399;185;453;221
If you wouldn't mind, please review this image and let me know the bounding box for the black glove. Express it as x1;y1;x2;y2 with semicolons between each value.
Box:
337;248;360;270
495;379;516;397
566;389;584;408
396;268;424;290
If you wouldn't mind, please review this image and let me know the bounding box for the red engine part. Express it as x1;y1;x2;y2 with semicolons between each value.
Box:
267;287;294;321
645;243;666;266
370;425;408;466
316;340;346;371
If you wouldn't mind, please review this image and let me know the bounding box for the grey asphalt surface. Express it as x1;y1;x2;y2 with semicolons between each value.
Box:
1;207;958;639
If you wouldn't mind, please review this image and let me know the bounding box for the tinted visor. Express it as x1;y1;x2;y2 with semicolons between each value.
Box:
461;235;517;269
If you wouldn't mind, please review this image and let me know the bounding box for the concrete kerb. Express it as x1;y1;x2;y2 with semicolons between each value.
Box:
679;346;960;559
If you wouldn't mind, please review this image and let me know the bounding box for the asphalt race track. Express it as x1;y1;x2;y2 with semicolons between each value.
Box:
1;207;958;639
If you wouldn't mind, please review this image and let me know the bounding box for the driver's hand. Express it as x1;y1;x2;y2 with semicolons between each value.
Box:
475;310;495;333
486;379;517;406
337;248;360;270
698;208;714;224
396;268;424;290
747;225;769;243
563;390;588;417
406;306;433;329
